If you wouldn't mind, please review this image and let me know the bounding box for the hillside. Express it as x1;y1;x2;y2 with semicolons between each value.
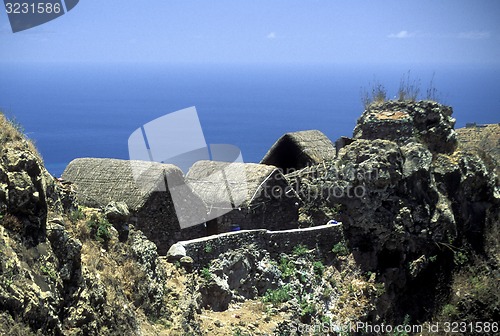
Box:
0;102;499;336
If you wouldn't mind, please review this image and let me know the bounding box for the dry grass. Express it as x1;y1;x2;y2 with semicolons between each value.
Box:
0;113;24;144
0;214;23;233
0;112;43;163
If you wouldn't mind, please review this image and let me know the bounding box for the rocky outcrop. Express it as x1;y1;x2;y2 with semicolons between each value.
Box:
353;100;458;153
291;100;498;322
0;115;183;335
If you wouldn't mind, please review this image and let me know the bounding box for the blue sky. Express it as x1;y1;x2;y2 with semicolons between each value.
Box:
1;0;499;65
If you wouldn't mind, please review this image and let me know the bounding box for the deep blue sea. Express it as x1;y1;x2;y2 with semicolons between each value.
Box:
0;62;499;177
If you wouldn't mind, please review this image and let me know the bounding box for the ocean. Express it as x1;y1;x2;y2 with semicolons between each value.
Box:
0;62;499;177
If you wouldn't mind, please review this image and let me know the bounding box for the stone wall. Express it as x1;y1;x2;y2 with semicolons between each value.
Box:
169;223;344;268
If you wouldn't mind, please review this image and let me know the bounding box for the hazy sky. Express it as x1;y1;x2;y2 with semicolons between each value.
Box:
1;0;499;65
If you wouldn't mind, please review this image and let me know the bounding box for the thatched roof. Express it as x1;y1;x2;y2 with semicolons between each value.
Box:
186;161;288;219
62;158;188;211
260;130;336;171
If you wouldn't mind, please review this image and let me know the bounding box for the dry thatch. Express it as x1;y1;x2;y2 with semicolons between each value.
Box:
62;158;172;210
260;130;336;172
186;161;299;232
62;158;207;254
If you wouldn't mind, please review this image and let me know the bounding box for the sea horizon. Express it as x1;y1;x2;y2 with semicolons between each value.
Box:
1;62;499;177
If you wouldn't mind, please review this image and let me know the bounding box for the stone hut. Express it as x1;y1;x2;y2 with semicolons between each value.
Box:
185;161;299;234
62;158;207;254
260;130;336;172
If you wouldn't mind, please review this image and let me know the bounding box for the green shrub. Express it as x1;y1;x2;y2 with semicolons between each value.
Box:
442;304;459;318
292;244;309;257
262;286;290;304
299;300;317;323
40;264;57;281
313;261;325;277
332;241;349;256
204;242;213;253
453;251;468;266
201;267;212;281
69;206;85;223
279;257;295;277
86;214;112;244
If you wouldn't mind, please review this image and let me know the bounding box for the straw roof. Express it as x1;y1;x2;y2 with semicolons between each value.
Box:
261;130;336;171
186;161;285;219
62;158;185;211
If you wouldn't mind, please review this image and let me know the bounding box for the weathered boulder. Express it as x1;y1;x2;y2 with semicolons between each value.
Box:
46;219;82;282
166;242;187;261
105;201;130;242
0;147;48;244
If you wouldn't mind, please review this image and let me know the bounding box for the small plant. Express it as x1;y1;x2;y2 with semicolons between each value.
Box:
296;270;308;283
361;80;387;107
398;70;421;101
391;314;411;336
425;72;441;102
299;300;317;323
204;242;213;253
292;244;309;257
69;206;85;223
332;241;349;256
1;259;16;287
453;251;468;266
40;264;57;281
86;214;112;244
201;267;212;281
374;282;386;297
278;257;295;278
2;114;25;135
313;261;325;277
322;286;333;299
262;286;290;304
0;213;22;233
320;314;331;324
441;304;459;318
233;328;251;336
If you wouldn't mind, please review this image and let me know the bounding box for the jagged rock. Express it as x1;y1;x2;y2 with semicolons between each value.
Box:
198;245;282;311
288;100;498;322
104;201;130;224
199;275;233;311
46;220;82;282
105;201;130;242
1;147;48;244
354;100;458;153
180;256;194;271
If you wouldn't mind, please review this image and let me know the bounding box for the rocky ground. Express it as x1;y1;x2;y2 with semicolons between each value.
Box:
0;101;498;335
